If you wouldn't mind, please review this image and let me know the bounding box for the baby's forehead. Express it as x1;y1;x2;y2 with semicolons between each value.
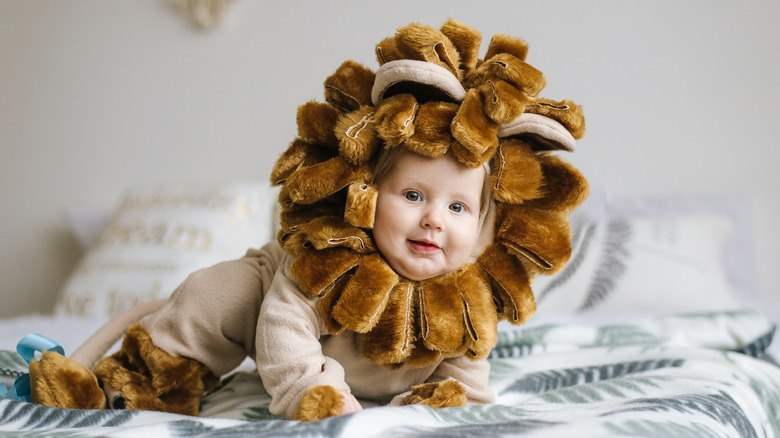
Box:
381;151;484;190
384;148;479;174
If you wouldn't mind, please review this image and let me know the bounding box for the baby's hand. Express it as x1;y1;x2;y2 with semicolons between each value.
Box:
338;389;363;415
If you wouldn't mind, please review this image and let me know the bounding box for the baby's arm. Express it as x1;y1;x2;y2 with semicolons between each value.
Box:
255;270;359;419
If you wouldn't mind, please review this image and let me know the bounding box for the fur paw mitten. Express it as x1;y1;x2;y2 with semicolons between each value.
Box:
293;385;345;421
29;350;106;410
93;323;219;416
403;380;467;409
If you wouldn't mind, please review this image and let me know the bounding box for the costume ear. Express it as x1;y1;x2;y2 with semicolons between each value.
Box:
371;60;466;105
498;113;577;152
323;60;375;112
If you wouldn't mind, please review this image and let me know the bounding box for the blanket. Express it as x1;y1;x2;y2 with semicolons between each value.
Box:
0;309;777;437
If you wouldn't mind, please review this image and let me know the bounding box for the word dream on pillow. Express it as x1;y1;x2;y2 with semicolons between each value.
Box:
57;182;278;318
532;214;742;318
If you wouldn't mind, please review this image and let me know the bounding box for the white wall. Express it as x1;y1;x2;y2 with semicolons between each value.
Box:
2;0;779;317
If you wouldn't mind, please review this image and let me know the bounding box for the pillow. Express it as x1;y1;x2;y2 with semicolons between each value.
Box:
569;188;756;301
532;214;743;317
56;182;278;317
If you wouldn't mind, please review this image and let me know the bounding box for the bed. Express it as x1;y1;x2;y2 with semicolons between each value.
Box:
0;183;777;437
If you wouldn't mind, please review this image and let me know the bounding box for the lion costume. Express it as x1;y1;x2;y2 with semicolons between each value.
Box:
28;19;588;421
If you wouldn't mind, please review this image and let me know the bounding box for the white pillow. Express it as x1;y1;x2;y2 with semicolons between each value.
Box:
56;182;277;317
532;214;742;317
570;188;756;300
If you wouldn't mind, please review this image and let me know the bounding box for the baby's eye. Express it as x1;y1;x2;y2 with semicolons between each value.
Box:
449;202;464;213
404;191;421;202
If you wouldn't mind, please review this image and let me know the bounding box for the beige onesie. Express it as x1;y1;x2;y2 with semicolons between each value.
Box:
140;241;494;419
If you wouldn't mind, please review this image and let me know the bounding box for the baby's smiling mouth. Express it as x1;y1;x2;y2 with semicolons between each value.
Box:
408;239;440;254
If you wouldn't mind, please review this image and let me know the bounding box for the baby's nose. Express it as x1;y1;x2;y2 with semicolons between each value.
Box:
421;208;444;230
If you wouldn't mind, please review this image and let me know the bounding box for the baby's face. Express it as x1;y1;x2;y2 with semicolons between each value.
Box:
373;150;485;281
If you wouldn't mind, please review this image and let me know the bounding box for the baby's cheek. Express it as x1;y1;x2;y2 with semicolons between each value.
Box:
455;220;483;261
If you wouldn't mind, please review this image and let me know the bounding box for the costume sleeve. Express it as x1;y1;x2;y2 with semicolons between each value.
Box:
255;268;351;419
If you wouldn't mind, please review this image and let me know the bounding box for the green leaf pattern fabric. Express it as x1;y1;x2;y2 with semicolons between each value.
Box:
0;309;778;437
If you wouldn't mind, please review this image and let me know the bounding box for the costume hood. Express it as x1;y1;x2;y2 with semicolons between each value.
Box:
270;19;589;368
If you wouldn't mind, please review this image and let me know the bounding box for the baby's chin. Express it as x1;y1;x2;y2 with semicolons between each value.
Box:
379;244;470;281
391;263;459;282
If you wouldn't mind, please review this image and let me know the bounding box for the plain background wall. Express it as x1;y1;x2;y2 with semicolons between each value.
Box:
1;0;779;317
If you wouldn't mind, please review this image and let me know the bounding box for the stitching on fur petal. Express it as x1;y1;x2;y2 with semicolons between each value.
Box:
345;112;375;139
404;102;418;127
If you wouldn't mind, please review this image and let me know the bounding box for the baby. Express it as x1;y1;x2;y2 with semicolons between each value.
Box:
127;146;494;419
29;19;587;422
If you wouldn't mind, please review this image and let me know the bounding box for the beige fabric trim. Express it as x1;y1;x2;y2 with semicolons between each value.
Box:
497;113;576;152
371;60;466;105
